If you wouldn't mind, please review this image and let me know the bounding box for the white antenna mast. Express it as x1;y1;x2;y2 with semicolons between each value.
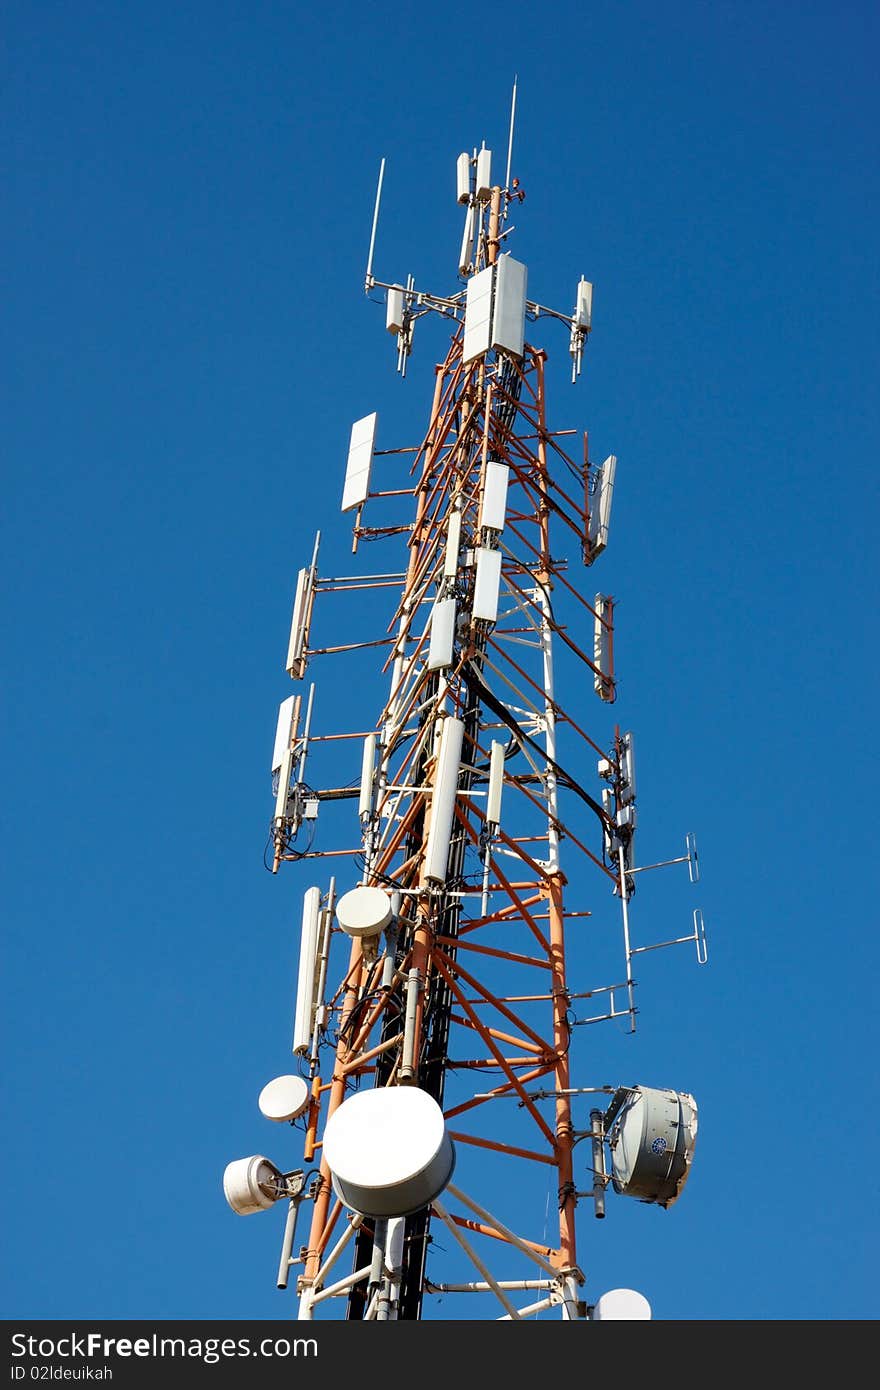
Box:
365;157;386;290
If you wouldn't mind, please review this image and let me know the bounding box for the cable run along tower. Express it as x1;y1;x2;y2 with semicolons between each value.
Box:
224;111;707;1322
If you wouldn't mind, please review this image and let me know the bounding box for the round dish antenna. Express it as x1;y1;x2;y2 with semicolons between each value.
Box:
223;1155;284;1215
336;885;394;938
592;1288;652;1320
258;1074;311;1123
610;1086;698;1208
322;1085;455;1218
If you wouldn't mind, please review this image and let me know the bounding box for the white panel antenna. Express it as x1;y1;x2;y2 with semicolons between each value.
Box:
480;462;509;532
575;277;593;330
272;695;297;774
444;510;462;578
427;597;456;670
456;152;472;204
286;569;312;678
292;887;322;1055
386;286;405;335
588;454;617;558
472;547;502;621
486;740;505;826
424;717;464;883
492;255;527;358
341;412;379;513
475;147;492;202
463;266;493;363
458;203;476;277
593;595;614;702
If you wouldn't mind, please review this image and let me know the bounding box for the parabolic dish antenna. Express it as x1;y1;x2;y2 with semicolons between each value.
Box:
322;1085;455;1218
592;1288;652;1320
223;1155;283;1215
258;1074;310;1123
610;1086;698;1208
335;885;393;939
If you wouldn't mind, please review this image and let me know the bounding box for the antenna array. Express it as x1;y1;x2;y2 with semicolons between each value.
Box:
226;110;707;1322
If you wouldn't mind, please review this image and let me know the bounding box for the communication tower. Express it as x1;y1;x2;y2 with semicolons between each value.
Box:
224;94;708;1321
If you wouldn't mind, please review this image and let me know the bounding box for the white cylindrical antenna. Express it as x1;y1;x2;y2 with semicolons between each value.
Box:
359;733;377;820
504;75;518;193
456;151;471;204
444;509;462;578
424;717;464;883
292;886;321;1055
486;740;505;827
365;157;385;289
475;146;492;203
458;202;476;277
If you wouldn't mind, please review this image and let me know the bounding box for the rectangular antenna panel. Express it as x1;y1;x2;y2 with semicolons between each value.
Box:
492;255;527;358
424;717;464;883
292;887;321;1055
575;278;593;330
476;147;492;202
386;287;405;335
463;266;493;363
593;595;614;702
480;462;509;532
456;152;472;204
444;510;462;577
589;453;617;556
341;411;378;512
473;547;503;621
427;597;456;670
286;567;313;678
272;695;297;773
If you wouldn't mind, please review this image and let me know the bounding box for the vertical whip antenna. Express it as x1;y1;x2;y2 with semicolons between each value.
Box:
504;76;518;196
365;157;386;290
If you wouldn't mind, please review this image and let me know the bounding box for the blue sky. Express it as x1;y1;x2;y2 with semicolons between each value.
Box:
3;1;878;1322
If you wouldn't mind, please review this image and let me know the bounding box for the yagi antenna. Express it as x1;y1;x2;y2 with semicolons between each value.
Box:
504;76;518;195
365;157;386;291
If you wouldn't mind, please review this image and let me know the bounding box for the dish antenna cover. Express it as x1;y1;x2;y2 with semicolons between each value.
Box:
223;1155;284;1215
258;1074;311;1123
322;1086;455;1218
592;1288;652;1320
336;885;393;938
610;1086;698;1208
